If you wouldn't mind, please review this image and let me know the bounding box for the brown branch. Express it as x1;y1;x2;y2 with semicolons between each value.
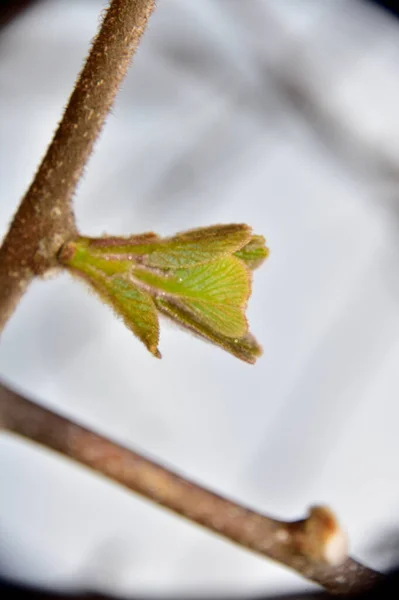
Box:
0;382;382;596
0;0;156;333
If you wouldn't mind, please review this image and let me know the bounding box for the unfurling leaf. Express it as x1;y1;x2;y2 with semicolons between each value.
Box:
58;224;269;363
98;277;160;358
86;224;253;268
59;243;160;356
155;297;262;364
234;234;269;270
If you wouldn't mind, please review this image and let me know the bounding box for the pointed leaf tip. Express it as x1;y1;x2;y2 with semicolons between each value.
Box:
106;275;160;357
133;255;251;338
155;296;262;364
234;235;269;270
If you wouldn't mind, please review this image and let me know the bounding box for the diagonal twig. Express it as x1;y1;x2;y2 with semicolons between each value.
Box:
0;0;156;332
0;382;382;596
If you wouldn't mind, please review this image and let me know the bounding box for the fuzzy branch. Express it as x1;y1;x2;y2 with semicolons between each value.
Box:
0;0;156;332
0;382;382;596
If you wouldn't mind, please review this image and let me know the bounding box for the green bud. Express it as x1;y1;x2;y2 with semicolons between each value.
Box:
58;224;269;363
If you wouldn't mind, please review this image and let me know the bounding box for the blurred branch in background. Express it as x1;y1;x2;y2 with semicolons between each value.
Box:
132;0;399;228
252;2;399;183
0;381;382;596
154;0;399;186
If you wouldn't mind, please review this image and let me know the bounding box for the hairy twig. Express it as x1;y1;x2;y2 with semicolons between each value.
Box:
0;0;156;332
0;382;382;596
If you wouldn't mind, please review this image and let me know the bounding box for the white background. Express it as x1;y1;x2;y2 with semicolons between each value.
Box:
1;0;399;596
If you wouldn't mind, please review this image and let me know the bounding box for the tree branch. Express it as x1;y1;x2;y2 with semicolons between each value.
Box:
0;382;382;596
0;0;156;333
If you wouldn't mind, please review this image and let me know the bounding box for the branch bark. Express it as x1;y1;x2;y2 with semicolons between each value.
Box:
0;0;156;333
0;382;382;596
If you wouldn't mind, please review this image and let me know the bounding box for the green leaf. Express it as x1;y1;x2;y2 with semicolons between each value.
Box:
132;256;250;337
61;245;160;357
155;296;262;364
103;276;161;358
83;224;253;269
234;235;269;270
